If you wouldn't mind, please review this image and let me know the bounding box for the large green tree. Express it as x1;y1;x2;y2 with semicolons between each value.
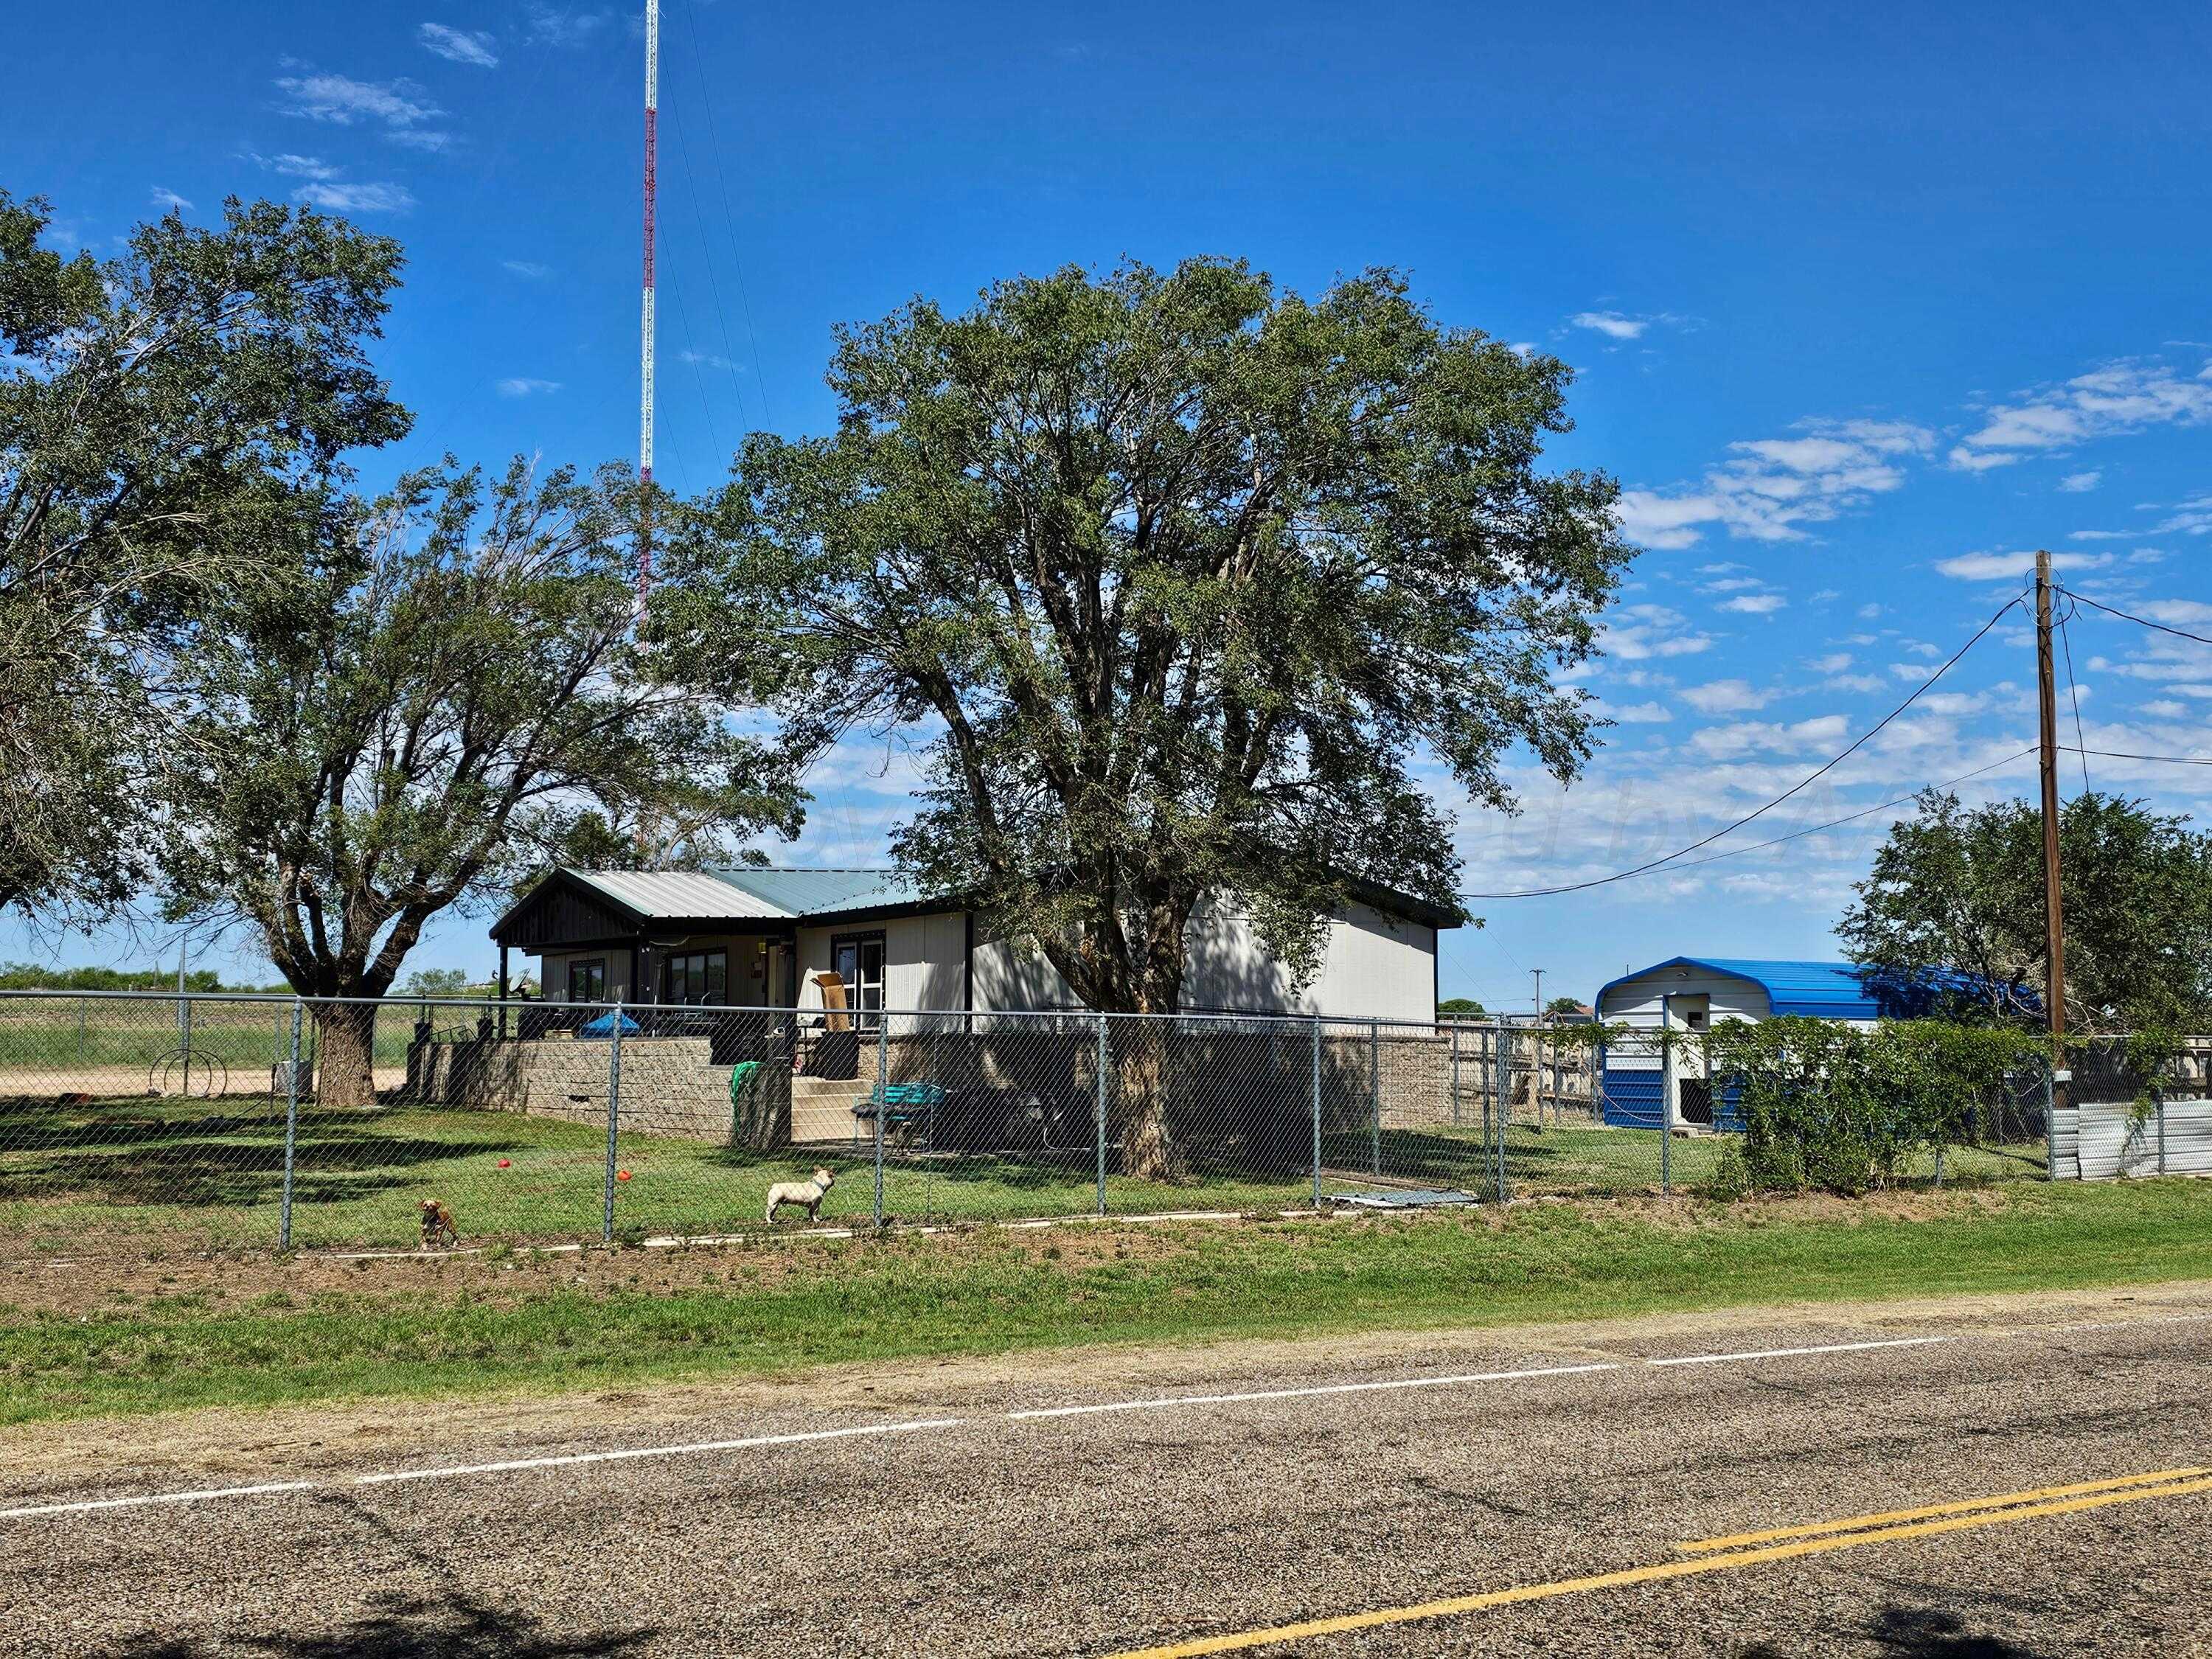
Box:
161;459;801;1105
661;259;1630;1175
1839;789;2212;1034
0;193;406;922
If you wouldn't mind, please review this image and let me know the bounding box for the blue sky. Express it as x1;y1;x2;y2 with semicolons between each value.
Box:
7;1;2211;1008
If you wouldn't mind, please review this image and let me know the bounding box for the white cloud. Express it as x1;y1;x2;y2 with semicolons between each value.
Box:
386;129;454;153
495;376;562;397
150;187;192;211
1570;311;1651;341
249;151;339;181
1720;593;1788;616
276;72;444;130
503;260;552;279
1614;419;1934;550
1933;550;2113;581
679;348;742;371
1950;360;2212;471
1682;679;1770;714
1602;604;1712;661
420;23;499;66
1691;714;1852;760
1601;700;1674;724
2058;470;2103;493
293;181;416;213
524;4;612;46
1809;653;1854;674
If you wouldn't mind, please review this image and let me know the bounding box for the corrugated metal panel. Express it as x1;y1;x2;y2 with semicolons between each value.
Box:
2052;1100;2212;1180
1601;1064;1665;1130
568;869;796;920
708;868;927;917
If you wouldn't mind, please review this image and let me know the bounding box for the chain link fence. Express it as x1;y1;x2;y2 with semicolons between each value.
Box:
0;991;2065;1257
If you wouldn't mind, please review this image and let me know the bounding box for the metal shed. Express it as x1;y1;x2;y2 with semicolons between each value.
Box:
1591;958;1894;1133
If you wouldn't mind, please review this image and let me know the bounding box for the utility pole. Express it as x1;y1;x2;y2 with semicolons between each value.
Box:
2036;551;2070;1110
1531;968;1545;1021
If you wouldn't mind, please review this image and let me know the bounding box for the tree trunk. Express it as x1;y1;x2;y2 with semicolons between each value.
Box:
1115;1024;1188;1183
313;999;382;1108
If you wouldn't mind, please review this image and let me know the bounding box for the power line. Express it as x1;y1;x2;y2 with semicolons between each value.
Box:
1627;746;2039;880
2058;602;2091;795
2057;588;2212;650
1461;594;2026;898
2062;745;2212;768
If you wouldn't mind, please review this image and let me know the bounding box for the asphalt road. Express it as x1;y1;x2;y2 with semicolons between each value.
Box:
7;1290;2212;1657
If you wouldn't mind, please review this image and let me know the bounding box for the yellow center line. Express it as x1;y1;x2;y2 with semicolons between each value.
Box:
1677;1464;2212;1554
1101;1472;2212;1659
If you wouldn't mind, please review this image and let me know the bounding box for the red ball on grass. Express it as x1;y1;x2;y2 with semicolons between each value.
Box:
496;1158;511;1168
616;1169;633;1181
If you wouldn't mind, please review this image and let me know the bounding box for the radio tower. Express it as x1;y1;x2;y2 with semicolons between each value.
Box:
636;0;659;602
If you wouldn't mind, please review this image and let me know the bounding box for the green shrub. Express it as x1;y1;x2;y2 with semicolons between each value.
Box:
1702;1018;2045;1196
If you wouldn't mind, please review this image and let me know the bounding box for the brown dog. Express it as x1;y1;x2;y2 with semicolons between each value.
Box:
418;1197;459;1250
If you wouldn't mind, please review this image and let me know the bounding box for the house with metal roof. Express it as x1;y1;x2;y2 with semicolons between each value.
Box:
490;866;1456;1023
1592;957;1924;1133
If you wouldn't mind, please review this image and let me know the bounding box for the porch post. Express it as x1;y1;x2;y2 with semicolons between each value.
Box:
498;944;510;1039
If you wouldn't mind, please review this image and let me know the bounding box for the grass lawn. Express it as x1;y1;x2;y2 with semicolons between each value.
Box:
0;1091;2049;1255
1;1178;2206;1426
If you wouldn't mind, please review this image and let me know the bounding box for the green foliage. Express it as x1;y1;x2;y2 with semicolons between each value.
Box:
1;192;408;923
0;961;279;992
1437;997;1486;1017
1703;1017;2047;1196
661;258;1630;1021
1840;788;2212;1033
158;457;802;1096
400;968;476;999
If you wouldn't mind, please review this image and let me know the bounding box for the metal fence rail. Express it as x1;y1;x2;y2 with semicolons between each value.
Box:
0;991;2053;1257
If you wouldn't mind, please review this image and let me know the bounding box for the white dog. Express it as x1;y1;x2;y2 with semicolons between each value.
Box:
765;1166;836;1224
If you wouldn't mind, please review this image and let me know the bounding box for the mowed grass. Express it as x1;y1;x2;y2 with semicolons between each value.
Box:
2;1179;2208;1426
0;1086;2048;1255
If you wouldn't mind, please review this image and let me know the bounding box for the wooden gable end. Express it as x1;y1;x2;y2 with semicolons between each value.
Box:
493;877;641;949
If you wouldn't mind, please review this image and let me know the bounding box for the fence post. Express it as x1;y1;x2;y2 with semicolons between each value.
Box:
873;1012;888;1228
1450;1022;1461;1127
1660;1030;1672;1197
1310;1017;1323;1208
1493;1018;1508;1203
1096;1012;1109;1217
1369;1019;1382;1178
602;1000;622;1245
2044;1058;2057;1180
2158;1092;2168;1176
279;999;303;1250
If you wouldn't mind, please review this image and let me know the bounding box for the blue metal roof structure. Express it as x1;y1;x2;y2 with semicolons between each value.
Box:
1597;958;1893;1021
1595;957;2026;1021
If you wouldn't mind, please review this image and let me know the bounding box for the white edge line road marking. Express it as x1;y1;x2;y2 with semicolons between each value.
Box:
351;1418;964;1486
1646;1337;1950;1368
0;1481;319;1520
1005;1364;1619;1421
0;1321;2177;1519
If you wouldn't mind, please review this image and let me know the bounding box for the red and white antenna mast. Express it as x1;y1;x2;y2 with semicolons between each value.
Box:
636;0;659;601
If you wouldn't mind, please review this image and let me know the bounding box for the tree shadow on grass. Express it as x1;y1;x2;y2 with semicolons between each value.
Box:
0;1100;538;1210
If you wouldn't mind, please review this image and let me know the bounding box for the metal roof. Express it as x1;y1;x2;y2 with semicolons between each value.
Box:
1595;958;1889;1020
563;867;929;922
706;868;927;917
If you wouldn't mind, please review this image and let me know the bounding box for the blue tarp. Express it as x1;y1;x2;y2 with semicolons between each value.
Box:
578;1011;642;1038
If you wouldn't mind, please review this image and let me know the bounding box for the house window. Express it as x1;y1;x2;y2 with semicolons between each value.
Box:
567;958;608;1004
661;949;728;1006
831;932;886;1026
